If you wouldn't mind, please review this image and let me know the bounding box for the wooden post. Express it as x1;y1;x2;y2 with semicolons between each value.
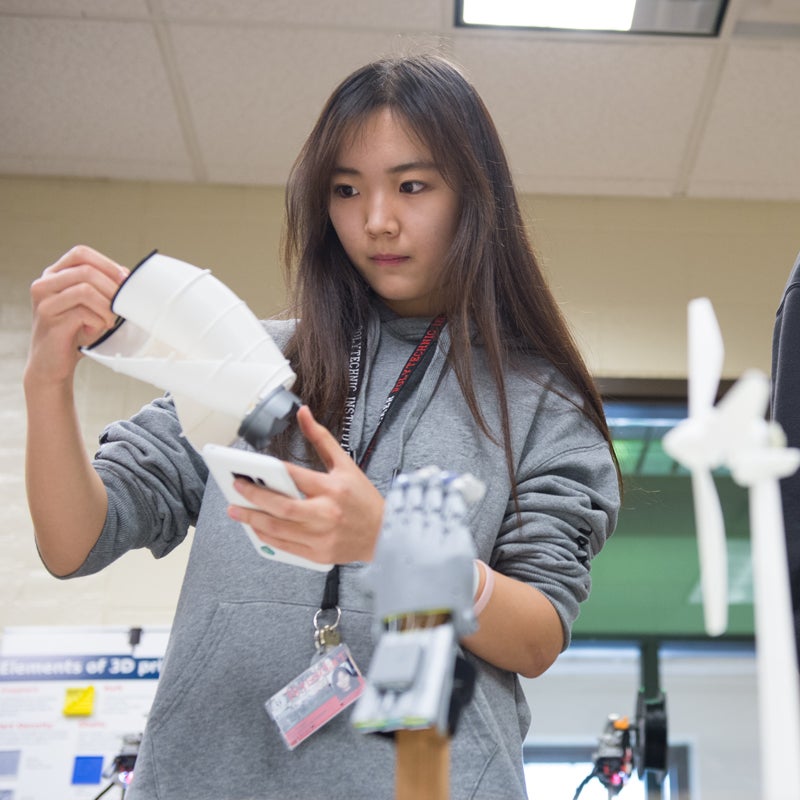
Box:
395;727;450;800
392;612;453;800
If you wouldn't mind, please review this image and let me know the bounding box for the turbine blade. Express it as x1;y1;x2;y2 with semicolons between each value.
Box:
716;369;769;427
691;469;728;636
688;298;723;418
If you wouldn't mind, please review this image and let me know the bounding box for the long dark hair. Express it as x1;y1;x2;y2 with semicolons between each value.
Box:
280;53;620;488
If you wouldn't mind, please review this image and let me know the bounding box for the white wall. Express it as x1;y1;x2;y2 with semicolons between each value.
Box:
3;175;796;799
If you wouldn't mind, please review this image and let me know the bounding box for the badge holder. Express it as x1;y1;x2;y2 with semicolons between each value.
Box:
264;605;366;750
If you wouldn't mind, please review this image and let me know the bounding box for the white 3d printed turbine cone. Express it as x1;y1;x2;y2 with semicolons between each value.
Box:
82;251;298;450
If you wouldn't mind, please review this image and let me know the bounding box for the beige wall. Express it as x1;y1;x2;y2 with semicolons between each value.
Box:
522;193;800;380
3;174;800;635
2;175;795;799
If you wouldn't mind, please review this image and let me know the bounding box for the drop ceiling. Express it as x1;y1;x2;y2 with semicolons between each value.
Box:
2;0;800;200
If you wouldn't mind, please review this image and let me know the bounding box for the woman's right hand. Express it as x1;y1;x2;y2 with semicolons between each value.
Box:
24;246;128;576
25;245;129;388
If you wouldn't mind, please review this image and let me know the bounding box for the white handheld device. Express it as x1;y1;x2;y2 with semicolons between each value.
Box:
202;443;332;572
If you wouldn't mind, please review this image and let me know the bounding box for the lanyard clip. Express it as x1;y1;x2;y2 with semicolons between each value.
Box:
313;605;342;656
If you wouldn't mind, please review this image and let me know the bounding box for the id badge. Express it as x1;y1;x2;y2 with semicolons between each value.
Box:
265;643;365;750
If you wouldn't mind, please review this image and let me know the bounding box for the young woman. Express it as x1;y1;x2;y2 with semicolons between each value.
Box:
25;54;620;799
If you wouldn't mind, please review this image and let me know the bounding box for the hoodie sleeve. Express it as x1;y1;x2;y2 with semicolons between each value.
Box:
64;395;209;578
490;378;620;648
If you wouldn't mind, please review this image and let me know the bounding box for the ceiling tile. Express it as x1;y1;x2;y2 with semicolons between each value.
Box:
0;16;194;181
0;0;149;18
454;35;716;196
160;0;449;30
688;42;800;199
169;23;444;185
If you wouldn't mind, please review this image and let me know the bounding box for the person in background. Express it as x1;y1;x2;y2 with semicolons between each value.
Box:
771;249;800;667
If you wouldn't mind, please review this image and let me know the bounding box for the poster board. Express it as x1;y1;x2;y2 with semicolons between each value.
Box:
0;626;168;800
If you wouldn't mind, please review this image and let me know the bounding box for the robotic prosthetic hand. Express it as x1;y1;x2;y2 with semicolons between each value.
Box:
352;467;485;737
82;251;300;452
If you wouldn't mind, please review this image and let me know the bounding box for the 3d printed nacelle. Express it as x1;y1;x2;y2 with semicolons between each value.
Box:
82;251;300;451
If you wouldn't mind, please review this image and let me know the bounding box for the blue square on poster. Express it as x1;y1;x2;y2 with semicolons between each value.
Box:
0;750;21;777
72;755;104;784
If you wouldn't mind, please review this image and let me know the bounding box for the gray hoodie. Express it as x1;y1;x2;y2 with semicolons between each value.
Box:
70;306;619;800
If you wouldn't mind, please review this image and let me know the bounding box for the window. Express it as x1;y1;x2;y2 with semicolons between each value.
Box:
569;379;755;640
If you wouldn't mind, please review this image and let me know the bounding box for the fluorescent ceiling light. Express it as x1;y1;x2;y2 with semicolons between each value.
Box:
461;0;636;31
457;0;729;36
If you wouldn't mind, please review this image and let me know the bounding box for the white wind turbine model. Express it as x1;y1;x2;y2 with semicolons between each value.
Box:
663;298;800;800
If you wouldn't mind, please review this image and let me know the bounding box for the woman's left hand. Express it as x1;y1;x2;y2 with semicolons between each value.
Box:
226;405;385;565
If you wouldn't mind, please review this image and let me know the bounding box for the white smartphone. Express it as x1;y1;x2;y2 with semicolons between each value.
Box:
202;443;331;572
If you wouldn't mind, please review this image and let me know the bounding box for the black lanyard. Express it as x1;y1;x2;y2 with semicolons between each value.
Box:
320;314;447;613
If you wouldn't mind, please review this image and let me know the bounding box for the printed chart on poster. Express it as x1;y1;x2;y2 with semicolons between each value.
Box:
0;626;168;800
